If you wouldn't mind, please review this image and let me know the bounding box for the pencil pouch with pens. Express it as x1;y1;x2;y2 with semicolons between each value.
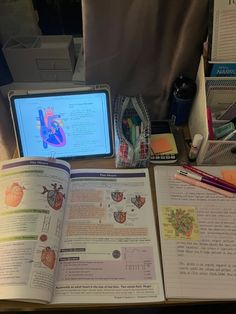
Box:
114;95;151;168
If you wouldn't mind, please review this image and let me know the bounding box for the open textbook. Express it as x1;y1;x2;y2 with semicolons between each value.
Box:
0;157;164;304
154;165;236;300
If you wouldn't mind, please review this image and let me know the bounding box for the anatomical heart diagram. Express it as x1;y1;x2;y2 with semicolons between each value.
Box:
131;195;145;209
42;183;65;210
5;182;26;207
41;247;56;269
38;108;66;149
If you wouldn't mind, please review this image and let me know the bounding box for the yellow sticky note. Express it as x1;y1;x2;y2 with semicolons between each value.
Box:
221;170;236;185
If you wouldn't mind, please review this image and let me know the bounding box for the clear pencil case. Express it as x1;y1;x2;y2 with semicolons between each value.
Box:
114;95;151;168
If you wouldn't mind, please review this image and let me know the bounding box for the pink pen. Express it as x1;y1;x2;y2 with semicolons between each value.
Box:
178;169;236;193
183;165;236;190
174;173;234;198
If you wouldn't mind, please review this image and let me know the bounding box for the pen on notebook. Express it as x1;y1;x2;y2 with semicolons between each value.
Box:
182;165;236;190
174;173;234;198
177;169;236;193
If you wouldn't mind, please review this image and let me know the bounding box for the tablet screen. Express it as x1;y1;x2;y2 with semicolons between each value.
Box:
10;88;114;159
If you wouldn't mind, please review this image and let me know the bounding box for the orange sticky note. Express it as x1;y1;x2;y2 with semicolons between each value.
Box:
151;135;172;154
221;170;236;185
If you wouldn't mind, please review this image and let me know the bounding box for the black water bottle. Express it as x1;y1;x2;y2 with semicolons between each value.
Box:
169;76;196;126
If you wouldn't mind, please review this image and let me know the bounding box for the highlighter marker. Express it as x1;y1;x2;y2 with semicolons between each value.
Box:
223;129;236;141
214;122;235;139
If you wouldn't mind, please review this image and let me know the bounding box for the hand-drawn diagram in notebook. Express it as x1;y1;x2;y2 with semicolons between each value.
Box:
38;108;66;149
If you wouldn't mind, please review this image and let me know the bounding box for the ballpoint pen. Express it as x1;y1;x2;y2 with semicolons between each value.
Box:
174;173;234;198
177;169;236;193
182;165;236;191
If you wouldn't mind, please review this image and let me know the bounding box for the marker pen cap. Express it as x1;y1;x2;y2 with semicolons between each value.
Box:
192;134;203;147
188;134;203;161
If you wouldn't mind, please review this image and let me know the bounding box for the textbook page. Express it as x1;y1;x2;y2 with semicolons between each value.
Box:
154;165;236;300
53;168;164;304
0;157;70;303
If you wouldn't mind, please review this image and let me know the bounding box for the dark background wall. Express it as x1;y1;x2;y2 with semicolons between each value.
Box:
32;0;83;36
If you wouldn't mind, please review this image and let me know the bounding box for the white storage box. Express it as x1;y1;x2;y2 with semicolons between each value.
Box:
2;35;76;82
188;57;236;165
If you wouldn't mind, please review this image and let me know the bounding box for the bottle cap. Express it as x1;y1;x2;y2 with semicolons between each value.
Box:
192;134;203;147
174;76;197;99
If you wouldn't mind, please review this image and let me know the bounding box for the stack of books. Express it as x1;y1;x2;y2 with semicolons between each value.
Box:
202;0;236;144
206;0;236;77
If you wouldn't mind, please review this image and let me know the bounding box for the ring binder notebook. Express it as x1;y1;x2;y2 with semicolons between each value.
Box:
114;96;151;168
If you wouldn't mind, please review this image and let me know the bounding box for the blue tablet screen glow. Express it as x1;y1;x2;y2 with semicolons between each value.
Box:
11;91;113;159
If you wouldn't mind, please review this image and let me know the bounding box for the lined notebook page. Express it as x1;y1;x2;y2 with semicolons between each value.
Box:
154;166;236;300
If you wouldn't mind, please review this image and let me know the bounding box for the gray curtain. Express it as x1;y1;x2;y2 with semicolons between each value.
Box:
82;0;208;119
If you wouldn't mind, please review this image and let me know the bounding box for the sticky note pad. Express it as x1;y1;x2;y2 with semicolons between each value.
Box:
221;170;236;185
151;134;176;154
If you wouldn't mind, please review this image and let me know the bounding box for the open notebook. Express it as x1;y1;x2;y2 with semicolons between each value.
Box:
154;165;236;301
